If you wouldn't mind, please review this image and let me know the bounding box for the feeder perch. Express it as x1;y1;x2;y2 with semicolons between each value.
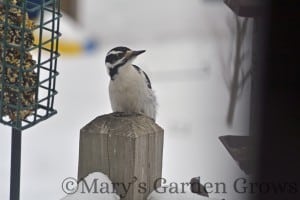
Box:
0;0;61;130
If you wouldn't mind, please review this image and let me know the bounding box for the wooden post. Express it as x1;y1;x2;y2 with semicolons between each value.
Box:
78;113;164;200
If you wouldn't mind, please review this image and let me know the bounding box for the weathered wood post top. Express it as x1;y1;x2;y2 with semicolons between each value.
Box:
78;112;164;200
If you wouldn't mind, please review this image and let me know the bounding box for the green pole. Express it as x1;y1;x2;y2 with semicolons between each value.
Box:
10;128;22;200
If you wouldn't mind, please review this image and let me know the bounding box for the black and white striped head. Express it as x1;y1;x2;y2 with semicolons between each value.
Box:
105;46;146;70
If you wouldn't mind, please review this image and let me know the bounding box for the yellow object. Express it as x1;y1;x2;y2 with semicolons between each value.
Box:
34;33;83;55
54;40;83;55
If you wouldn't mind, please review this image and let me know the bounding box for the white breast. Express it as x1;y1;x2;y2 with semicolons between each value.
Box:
109;65;157;120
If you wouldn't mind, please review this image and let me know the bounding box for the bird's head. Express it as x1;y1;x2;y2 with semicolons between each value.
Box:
105;46;146;70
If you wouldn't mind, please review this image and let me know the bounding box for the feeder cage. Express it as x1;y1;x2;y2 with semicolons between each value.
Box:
0;0;61;130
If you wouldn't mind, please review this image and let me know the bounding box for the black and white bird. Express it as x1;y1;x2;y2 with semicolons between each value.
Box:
105;46;157;121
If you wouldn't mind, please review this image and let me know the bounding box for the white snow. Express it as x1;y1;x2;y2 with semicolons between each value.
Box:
60;172;120;200
147;187;217;200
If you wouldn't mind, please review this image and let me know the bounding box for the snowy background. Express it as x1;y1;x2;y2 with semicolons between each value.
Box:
1;0;253;200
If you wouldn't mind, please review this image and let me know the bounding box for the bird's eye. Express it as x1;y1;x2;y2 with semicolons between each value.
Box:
106;52;123;64
118;52;126;58
114;52;125;61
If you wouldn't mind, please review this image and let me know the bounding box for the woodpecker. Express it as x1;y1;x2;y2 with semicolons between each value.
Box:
105;46;157;121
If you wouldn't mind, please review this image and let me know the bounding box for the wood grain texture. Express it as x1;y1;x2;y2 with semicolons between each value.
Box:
78;112;164;200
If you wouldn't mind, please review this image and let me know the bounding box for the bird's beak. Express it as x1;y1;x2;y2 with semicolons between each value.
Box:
125;50;146;62
131;50;146;57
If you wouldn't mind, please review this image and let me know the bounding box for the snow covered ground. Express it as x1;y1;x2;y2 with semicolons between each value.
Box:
0;1;252;200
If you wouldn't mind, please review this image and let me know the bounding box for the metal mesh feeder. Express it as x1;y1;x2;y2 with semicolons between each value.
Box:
0;1;61;200
0;0;61;130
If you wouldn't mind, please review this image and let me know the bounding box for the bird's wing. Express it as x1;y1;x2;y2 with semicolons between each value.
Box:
133;64;152;89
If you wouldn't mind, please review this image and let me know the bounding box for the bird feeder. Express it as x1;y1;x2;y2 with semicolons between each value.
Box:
0;0;61;130
0;0;61;199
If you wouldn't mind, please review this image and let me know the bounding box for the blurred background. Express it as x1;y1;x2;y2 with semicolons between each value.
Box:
0;0;254;199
